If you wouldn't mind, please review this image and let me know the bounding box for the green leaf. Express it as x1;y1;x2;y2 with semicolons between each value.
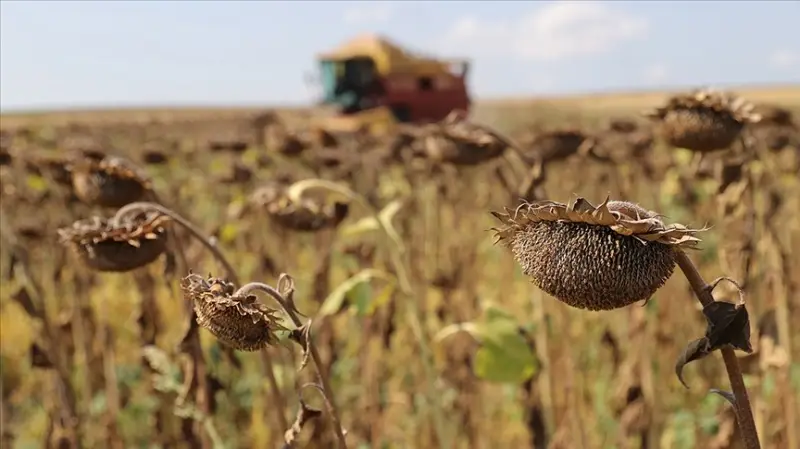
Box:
435;305;538;384
356;282;395;317
317;269;393;317
472;317;538;383
482;303;517;322
349;279;372;316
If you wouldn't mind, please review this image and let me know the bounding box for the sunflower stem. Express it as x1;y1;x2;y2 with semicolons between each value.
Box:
675;250;761;449
235;281;348;449
114;202;293;442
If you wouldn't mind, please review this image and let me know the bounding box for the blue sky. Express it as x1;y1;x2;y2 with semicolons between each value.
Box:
1;0;798;112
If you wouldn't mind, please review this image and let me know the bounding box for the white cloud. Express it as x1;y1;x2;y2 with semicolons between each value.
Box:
342;4;395;25
437;1;648;62
769;49;797;69
643;63;669;84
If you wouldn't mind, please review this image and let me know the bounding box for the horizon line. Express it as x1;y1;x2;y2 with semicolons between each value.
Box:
2;82;798;116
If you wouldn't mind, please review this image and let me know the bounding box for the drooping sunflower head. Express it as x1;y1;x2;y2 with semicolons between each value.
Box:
492;197;705;311
643;87;761;152
180;273;287;351
422;110;511;166
250;182;349;232
57;211;170;272
523;128;588;163
70;156;152;208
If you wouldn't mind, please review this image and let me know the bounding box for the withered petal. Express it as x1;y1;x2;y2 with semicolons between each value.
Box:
493;196;705;248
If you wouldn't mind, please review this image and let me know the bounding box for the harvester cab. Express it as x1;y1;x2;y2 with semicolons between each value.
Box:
319;57;381;114
313;34;472;135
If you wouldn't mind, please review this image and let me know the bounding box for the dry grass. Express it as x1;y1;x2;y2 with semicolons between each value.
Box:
3;85;798;130
1;84;798;449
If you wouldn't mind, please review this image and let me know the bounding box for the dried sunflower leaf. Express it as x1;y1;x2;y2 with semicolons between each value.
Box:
675;337;711;388
571;197;596;214
674;301;752;389
709;389;737;407
284;399;323;445
703;301;752;353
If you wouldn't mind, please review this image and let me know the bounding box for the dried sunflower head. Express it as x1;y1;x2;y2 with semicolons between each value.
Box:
307;126;339;149
60;133;105;157
58;211;170;272
265;125;307;156
523;128;587;163
250;182;349;232
422;110;509;165
580;129;655;163
607;118;640;134
303;148;354;171
748;104;797;151
217;162;253;185
753;104;794;128
385;128;422;163
180;273;286;351
70;156;152;208
643;88;761;152
208;140;249;153
492;197;705;311
141;150;169;165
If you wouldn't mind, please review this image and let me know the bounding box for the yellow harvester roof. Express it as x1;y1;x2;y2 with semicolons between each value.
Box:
317;34;465;77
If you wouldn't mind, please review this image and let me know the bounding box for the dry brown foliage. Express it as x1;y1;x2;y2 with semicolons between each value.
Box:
1;87;798;449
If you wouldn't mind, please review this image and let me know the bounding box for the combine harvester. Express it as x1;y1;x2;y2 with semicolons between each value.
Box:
310;34;472;136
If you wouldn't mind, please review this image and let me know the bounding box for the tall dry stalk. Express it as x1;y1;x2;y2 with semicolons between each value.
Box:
285;178;452;448
1;212;81;448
